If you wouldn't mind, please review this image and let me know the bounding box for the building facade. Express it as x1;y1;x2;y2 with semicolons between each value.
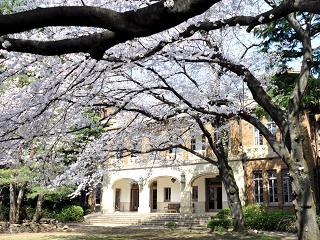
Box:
90;112;320;214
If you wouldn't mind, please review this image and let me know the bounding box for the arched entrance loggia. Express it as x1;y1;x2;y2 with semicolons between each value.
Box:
147;175;181;213
189;173;225;213
111;178;140;212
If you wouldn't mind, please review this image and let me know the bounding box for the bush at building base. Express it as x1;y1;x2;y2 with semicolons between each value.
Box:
207;205;297;232
56;205;84;222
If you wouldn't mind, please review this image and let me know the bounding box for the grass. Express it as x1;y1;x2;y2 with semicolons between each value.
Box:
0;226;284;240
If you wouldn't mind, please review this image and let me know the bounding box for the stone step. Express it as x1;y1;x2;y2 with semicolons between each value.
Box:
84;213;215;227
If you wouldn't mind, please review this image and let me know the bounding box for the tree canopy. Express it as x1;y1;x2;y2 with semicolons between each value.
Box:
0;1;320;238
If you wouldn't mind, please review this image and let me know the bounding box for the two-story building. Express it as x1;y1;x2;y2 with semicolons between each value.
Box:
87;110;320;214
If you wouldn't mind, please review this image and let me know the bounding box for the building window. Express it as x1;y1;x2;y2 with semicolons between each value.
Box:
191;135;206;151
191;138;196;150
130;142;142;158
282;169;293;204
254;127;264;146
95;183;102;205
164;187;171;202
202;135;206;150
267;123;277;138
192;186;198;201
253;171;263;204
268;170;278;204
115;151;124;159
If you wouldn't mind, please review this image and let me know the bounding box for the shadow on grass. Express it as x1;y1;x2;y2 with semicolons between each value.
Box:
39;228;282;240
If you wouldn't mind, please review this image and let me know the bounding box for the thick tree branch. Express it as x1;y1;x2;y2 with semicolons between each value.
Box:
1;0;320;59
0;0;219;59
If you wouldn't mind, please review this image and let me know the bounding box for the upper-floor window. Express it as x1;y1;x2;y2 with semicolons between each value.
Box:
268;170;278;204
191;138;196;150
130;142;142;158
191;134;206;151
115;151;124;159
202;135;206;150
254;127;264;146
267;122;277;138
169;147;182;154
282;169;293;204
253;170;263;204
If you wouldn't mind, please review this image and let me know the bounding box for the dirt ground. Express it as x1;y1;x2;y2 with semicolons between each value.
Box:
0;224;297;240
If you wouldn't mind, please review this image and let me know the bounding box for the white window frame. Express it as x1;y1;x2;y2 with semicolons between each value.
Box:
267;122;277;138
267;170;278;205
282;169;293;205
253;170;263;204
254;127;264;146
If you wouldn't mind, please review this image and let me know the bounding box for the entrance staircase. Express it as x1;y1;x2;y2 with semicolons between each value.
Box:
84;212;217;228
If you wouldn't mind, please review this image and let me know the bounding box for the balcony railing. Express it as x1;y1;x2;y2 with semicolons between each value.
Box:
188;150;206;160
243;145;279;159
166;152;183;160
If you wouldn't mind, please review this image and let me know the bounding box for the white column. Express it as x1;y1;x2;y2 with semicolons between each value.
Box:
101;174;115;213
138;185;150;214
180;182;193;214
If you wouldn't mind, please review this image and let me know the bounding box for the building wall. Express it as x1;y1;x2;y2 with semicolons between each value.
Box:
97;112;319;213
246;158;293;210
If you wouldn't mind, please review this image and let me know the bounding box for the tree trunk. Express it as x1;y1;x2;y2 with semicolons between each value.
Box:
218;155;247;232
209;116;247;232
0;187;4;220
15;182;27;222
33;194;44;223
288;105;320;239
286;19;320;239
9;183;17;223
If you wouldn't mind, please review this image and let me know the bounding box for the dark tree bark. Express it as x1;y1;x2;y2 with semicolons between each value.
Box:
33;194;44;223
9;182;27;224
15;182;27;222
212;118;247;232
0;187;3;220
9;183;17;224
0;0;320;59
194;115;247;232
218;156;246;232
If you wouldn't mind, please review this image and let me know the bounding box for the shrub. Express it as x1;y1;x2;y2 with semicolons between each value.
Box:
42;208;58;219
207;209;233;231
215;208;231;220
165;222;178;229
278;214;296;233
57;205;84;222
243;204;268;230
84;209;93;215
0;205;9;221
20;206;35;220
212;225;226;232
243;205;296;232
264;210;295;232
207;218;232;230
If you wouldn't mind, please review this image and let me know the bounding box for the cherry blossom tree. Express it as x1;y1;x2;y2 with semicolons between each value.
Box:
0;0;319;239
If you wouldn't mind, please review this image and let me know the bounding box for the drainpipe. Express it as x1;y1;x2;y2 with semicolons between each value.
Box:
242;152;248;207
240;117;248;206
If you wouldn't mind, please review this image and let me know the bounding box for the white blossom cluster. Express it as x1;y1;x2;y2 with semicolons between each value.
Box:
164;0;174;8
0;0;279;194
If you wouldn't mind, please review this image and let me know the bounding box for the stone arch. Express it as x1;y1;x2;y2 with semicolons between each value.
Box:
111;177;137;189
